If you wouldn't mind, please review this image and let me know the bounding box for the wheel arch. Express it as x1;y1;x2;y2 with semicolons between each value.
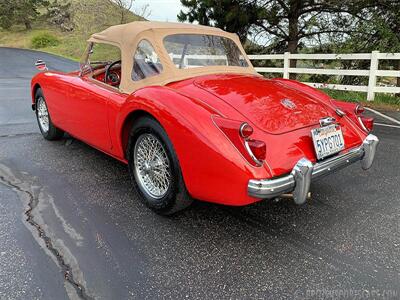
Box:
120;109;157;160
31;83;42;110
117;86;218;161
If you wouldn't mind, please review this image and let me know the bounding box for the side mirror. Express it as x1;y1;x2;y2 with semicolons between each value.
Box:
35;60;48;71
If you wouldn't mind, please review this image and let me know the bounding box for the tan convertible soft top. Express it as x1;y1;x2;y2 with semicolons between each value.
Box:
87;21;258;94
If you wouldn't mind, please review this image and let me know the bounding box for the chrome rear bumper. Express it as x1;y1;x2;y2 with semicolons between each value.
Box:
248;134;379;205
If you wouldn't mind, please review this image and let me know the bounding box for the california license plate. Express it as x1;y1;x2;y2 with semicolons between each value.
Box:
311;124;345;160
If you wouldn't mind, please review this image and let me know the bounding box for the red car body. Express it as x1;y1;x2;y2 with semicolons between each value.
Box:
31;71;374;206
31;22;378;210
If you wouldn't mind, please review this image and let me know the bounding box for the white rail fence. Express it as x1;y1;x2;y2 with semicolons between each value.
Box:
248;51;400;101
170;54;229;68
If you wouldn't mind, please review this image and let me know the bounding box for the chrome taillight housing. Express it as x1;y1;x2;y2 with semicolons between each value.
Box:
355;104;365;115
213;116;266;166
239;123;253;138
355;104;374;132
239;122;266;165
245;139;266;166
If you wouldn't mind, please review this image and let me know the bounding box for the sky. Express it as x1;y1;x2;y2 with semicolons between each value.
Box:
133;0;184;22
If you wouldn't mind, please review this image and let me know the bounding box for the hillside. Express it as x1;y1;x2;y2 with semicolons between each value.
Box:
0;0;144;60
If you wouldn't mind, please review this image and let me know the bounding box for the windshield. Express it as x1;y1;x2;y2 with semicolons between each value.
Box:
163;34;248;69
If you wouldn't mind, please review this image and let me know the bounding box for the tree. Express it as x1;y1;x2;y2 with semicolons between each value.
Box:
135;3;151;19
180;1;400;88
328;0;400;90
0;1;14;29
179;1;373;54
46;0;74;31
0;0;47;30
110;0;134;24
178;0;259;43
179;0;377;80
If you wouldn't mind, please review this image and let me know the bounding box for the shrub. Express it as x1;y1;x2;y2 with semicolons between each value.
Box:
46;1;74;32
31;33;60;49
0;16;12;30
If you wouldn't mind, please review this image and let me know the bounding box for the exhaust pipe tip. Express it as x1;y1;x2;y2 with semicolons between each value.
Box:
279;192;312;201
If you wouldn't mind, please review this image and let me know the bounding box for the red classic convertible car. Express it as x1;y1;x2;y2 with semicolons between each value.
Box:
31;21;379;214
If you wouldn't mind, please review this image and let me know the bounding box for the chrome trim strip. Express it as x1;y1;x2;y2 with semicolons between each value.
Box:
355;104;363;114
357;116;369;133
335;108;346;117
239;122;249;138
244;140;263;166
248;134;379;204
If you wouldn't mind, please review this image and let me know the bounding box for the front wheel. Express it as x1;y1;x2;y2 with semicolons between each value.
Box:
127;117;193;215
35;88;64;140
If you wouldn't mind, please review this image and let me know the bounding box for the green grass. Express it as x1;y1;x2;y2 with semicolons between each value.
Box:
321;89;400;111
0;0;144;61
0;26;88;61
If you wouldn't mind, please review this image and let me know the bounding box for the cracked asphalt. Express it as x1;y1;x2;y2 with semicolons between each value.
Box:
0;47;399;299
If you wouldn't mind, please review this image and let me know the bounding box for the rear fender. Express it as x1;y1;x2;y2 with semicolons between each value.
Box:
332;100;374;132
331;99;358;115
117;86;270;205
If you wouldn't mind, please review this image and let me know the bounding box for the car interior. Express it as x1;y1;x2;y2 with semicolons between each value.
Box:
87;40;163;89
91;61;122;87
82;42;122;88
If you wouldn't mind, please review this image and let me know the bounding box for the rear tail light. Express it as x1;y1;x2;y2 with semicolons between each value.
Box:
246;139;266;164
355;104;365;115
213;116;266;166
239;123;253;138
355;104;374;132
360;116;374;132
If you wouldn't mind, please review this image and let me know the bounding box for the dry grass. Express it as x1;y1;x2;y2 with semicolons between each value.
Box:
0;0;143;60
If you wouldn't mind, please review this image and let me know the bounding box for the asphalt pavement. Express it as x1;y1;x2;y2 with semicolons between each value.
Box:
0;47;399;299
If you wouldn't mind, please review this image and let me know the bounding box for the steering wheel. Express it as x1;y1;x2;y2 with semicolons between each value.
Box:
104;60;121;86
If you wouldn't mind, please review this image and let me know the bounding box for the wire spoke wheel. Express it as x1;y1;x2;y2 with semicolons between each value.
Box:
36;96;49;133
134;133;172;199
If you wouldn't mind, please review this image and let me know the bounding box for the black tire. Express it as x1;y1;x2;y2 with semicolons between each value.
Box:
35;88;64;140
127;116;193;215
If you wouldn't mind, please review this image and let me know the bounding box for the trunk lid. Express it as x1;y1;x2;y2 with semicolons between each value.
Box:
194;75;334;134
